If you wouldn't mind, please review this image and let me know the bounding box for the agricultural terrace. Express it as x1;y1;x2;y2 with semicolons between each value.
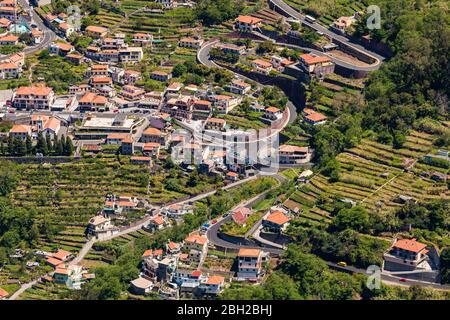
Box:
286;130;449;226
285;0;367;25
10;154;224;255
16;177;277;300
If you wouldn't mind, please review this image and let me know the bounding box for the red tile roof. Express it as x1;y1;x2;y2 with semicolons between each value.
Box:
393;239;427;253
238;248;261;258
236;15;263;25
265;210;290;225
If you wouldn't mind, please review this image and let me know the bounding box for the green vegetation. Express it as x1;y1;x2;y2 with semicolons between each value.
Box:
1;134;74;157
31;49;87;94
194;0;244;26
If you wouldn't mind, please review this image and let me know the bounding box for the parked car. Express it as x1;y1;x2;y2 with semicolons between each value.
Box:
337;261;347;267
399;278;407;282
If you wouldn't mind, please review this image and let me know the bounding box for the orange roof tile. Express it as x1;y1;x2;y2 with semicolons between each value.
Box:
236;15;263;25
300;54;332;65
393;239;427;253
205;275;225;285
143;127;161;136
238;248;261;258
305;112;327;122
265;210;290;225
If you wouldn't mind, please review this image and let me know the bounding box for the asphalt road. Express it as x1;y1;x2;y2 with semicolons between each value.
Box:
197;40;297;126
269;0;385;71
18;0;57;56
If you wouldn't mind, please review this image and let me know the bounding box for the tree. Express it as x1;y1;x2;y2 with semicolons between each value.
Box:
440;248;450;284
194;0;244;26
46;133;53;154
172;63;187;77
331;207;370;233
256;41;274;54
63;136;74;156
25;134;33;155
36;132;48;156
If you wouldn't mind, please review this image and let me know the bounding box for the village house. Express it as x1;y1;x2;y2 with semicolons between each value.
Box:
226;171;239;182
151;70;172;82
332;16;356;34
235;15;263;32
130;156;152;165
53;249;73;262
12;86;55;110
121;136;134;155
183;234;208;264
298;54;335;76
304;111;327;125
9;124;31;140
162;203;193;218
58;22;75;38
271;55;295;71
48;41;74;56
231;207;253;225
172;269;205;294
85;25;108;38
279;144;312;164
179;37;204;49
236;248;266;281
130;277;154;296
147;214;167;231
87;64;110;77
123;70;142;85
132;33;153;46
141;127;168;146
53;265;83;287
208;94;240;114
30;28;43;44
198;275;225;296
90;76;113;90
262;210;291;232
214;43;246;55
86;215;115;237
165;82;183;95
252;59;273;74
119;47;144;63
0;61;20;79
142;142;161;157
101;37;126;50
383;238;431;271
166;241;181;254
228;80;252;95
66;53;83;65
204;117;226;131
106;133;131;145
120;85;145;101
0;17;11;28
78;92;109;112
192;100;212;120
263;106;282;121
0;287;9;299
0;33;17;45
163;96;195;120
154;0;174;8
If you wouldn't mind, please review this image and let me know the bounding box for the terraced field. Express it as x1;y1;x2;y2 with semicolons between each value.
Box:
286;130;449;224
285;0;367;25
11;155;151;253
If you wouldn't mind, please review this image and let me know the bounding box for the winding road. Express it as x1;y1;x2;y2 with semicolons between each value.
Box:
269;0;384;71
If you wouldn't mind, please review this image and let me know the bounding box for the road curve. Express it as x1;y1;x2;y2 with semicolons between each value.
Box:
18;0;57;56
269;0;384;71
197;40;297;127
